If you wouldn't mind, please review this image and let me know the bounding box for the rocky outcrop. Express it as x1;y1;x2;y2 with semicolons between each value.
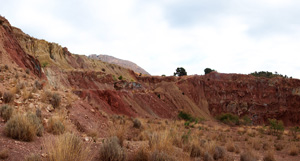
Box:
89;54;150;75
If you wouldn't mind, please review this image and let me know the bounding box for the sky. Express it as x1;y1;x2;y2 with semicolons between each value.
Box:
1;0;300;78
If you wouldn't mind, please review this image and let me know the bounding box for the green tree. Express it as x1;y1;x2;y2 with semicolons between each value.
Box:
204;68;215;75
174;67;187;76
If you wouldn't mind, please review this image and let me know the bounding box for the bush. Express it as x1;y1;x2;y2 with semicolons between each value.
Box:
0;104;13;122
25;153;41;161
98;136;125;161
263;151;275;161
149;150;175;161
190;144;202;158
240;151;257;161
4;114;35;141
268;118;284;135
118;76;123;80
178;111;195;122
50;93;61;109
133;118;142;129
203;152;213;161
26;113;44;136
130;148;148;161
289;145;298;156
3;91;14;103
46;133;91;161
34;80;43;90
213;146;225;160
47;117;65;135
216;113;239;125
204;68;216;75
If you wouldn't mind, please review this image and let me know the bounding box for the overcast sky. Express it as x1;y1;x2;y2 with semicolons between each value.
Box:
1;0;300;78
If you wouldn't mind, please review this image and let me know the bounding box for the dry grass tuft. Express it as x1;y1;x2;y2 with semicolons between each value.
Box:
133;118;142;129
98;136;125;161
0;104;13;122
3;91;14;103
274;143;284;151
263;151;276;161
0;149;9;159
190;144;203;158
213;146;225;160
226;142;235;152
47;116;65;135
149;150;175;161
289;144;299;156
240;150;258;161
130;148;149;161
203;151;213;161
45;133;91;161
50;93;61;109
4;114;36;141
26;113;44;136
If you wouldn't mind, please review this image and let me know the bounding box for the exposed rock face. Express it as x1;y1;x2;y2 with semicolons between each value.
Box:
89;54;150;75
1;16;300;126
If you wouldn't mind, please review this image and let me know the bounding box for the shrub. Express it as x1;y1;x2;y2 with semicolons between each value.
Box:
133;118;142;129
178;111;195;122
149;150;175;161
118;76;123;80
0;104;13;122
50;93;61;109
46;133;91;161
0;149;8;159
268;118;284;135
240;151;257;161
190;144;202;158
289;145;298;156
203;152;213;161
99;136;125;161
4;114;35;141
204;68;216;75
274;143;284;151
25;153;41;161
226;142;235;152
47;117;65;135
241;115;252;125
130;148;148;161
263;151;275;161
3;91;14;103
36;108;42;119
213;146;225;160
26;113;44;136
34;80;43;90
216;113;239;125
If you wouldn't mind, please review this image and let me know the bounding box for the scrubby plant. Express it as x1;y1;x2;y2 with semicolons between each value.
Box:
263;151;275;161
50;93;61;109
190;144;202;158
268;118;284;135
240;151;257;161
213;146;225;160
47;117;65;135
133;118;142;129
26;113;44;136
3;91;14;103
289;145;298;156
46;133;91;161
0;104;13;122
216;113;239;125
98;136;125;161
149;150;175;161
34;80;43;90
241;115;252;125
178;111;195;122
274;143;284;151
4;114;36;141
36;108;42;119
118;75;123;80
130;148;148;161
203;152;213;161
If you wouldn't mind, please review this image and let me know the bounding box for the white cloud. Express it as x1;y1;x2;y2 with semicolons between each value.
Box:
1;0;300;78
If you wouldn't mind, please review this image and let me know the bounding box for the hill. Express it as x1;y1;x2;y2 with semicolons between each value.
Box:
88;54;150;75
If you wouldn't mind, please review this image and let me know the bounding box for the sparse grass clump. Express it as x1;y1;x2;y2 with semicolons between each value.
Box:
274;143;284;151
4;114;36;141
3;91;14;103
47;116;65;135
133;118;142;129
289;145;299;156
263;151;275;161
130;148;149;161
149;150;175;161
203;152;213;161
26;113;44;136
268;118;284;136
46;133;91;161
34;80;43;90
213;146;225;160
50;93;61;109
0;104;13;122
190;144;202;158
98;136;126;161
216;113;239;125
240;151;258;161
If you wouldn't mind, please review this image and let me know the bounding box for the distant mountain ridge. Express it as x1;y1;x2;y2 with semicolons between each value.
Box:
88;54;150;75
